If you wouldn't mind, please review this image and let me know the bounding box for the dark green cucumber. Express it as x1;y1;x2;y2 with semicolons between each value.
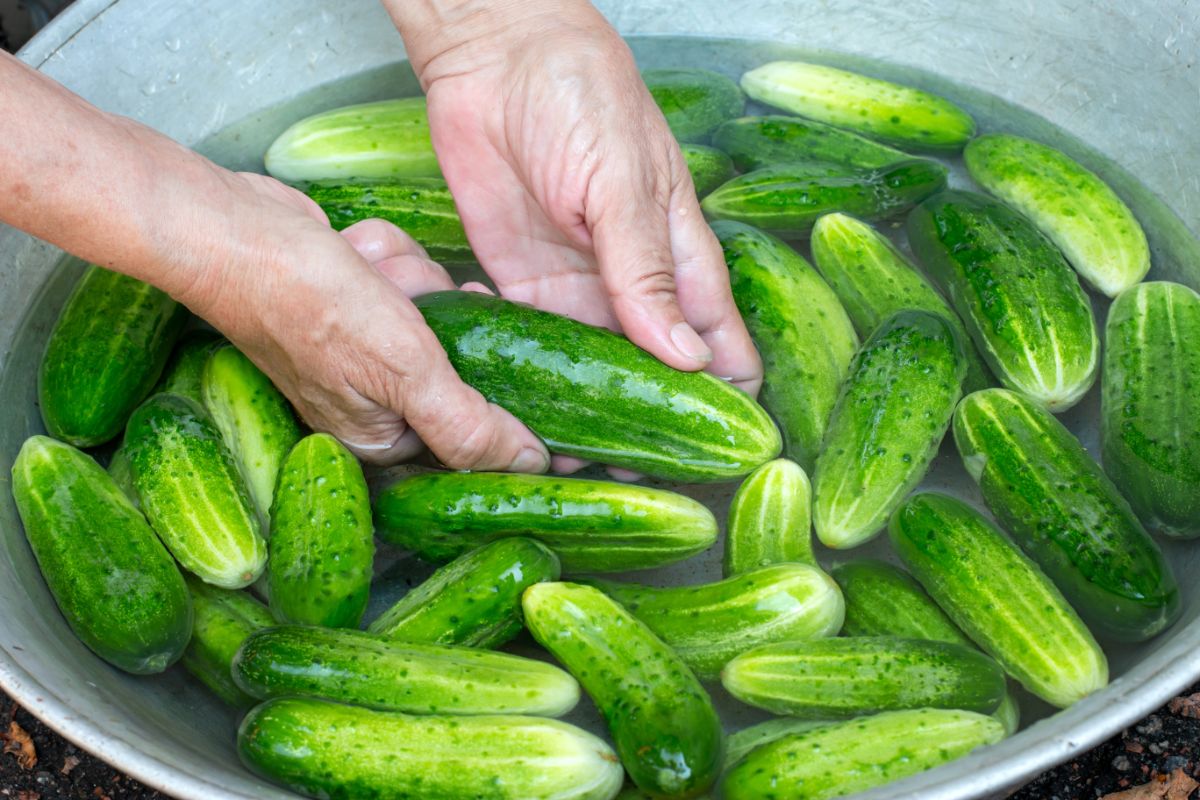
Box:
523;582;722;799
268;434;374;628
38;266;188;446
724;458;814;575
155;330;224;404
1102;282;1200;538
106;444;138;508
643;68;745;143
681;143;736;198
11;436;191;674
415;291;780;481
181;575;275;706
711;115;909;171
954;388;1181;641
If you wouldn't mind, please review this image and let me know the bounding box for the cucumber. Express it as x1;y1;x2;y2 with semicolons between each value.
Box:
711;114;910;172
721;709;1004;800
106;444;138;508
239;697;624;800
368;537;559;647
375;471;717;573
723;718;828;771
303;179;473;264
155;330;224;404
740;60;975;152
264;97;441;183
681;143;736;198
1102;282;1200;538
907;190;1100;411
712;220;858;471
38;266;188;447
523;582;722;799
181;575;275;706
415;291;781;481
965;133;1150;297
890;493;1108;708
954;388;1181;642
813;310;965;549
721;636;1006;718
11;436;191;674
268;434;374;628
125;393;268;589
582;563;843;680
724;458;814;575
702;159;947;237
643;68;745;143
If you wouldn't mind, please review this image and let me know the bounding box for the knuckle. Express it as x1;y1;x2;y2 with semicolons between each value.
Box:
434;414;500;469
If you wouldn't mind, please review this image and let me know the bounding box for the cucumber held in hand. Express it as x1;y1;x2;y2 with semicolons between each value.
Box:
182;576;275;706
724;458;814;575
954;388;1181;641
681;143;736;198
415;291;780;481
643;68;744;143
907;190;1100;411
711;114;909;172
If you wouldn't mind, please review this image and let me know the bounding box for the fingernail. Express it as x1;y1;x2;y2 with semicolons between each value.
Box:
670;322;713;364
510;446;549;474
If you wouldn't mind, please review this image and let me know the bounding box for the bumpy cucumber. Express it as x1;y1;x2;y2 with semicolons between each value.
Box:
415;291;780;481
155;330;224;404
375;471;717;573
643;68;744;143
268;434;374;628
125;393;267;589
711;115;909;172
264;97;441;183
239;697;623;800
181;575;275;706
368;537;559;647
724;718;829;771
965;133;1149;296
907;190;1100;411
890;493;1108;708
38;266;188;447
712;220;858;470
740;60;975;151
11;436;191;674
681;143;736;198
1102;282;1200;538
702;159;947;237
583;563;843;680
724;458;814;575
523;582;722;799
814;310;965;548
954;388;1180;641
722;709;1004;800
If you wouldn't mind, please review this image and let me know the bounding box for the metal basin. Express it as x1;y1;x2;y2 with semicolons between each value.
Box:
2;1;1198;798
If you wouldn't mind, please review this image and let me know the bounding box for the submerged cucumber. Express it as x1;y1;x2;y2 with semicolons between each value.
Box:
711;115;909;172
181;576;275;706
643;68;745;143
723;718;829;771
155;330;224;404
681;143;736;198
724;458;814;575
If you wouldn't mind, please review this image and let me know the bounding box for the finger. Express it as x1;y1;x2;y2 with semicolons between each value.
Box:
340;218;430;263
373;255;456;297
606;466;643;482
461;281;495;295
288;387;416;467
341;428;426;465
550;454;588;474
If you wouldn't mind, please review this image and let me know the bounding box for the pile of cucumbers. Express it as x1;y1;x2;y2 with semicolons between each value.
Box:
10;54;1200;800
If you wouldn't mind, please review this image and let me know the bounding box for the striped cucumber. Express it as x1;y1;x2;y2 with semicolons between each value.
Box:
954;388;1181;641
155;330;224;404
724;718;829;771
181;576;275;706
724;458;814;575
711;115;909;172
681;143;736;198
643;68;745;143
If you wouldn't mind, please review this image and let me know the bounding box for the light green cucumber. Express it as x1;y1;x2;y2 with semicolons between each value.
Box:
711;115;909;172
643;68;745;143
724;458;814;575
723;718;829;771
181;576;275;706
681;143;736;198
155;330;224;404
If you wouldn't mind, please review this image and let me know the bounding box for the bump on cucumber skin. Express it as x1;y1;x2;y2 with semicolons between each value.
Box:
680;143;736;199
712;220;858;472
954;389;1181;643
11;436;192;675
721;708;1004;800
373;471;719;573
154;330;225;405
643;68;745;143
814;310;966;549
238;697;625;800
523;582;723;799
38;266;189;447
724;458;815;575
907;190;1101;412
181;575;274;706
415;291;781;482
1102;282;1200;538
711;115;911;172
965;134;1150;298
125;393;268;590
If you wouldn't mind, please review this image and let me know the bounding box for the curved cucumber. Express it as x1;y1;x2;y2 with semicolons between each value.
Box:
523;582;722;799
711;115;909;172
11;436;191;674
181;576;274;706
415;291;780;481
155;330;224;404
712;220;858;470
965;133;1149;297
907;190;1100;411
1102;282;1200;538
724;718;829;771
106;444;138;508
954;388;1181;641
239;697;624;800
368;537;559;647
681;143;736;198
724;458;814;575
643;68;744;143
38;266;187;447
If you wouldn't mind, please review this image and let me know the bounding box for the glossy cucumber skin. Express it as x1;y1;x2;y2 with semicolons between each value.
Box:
723;718;829;771
724;458;814;575
965;133;1149;297
125;393;268;589
155;330;224;404
181;575;275;706
1102;282;1200;538
368;537;559;647
38;266;188;447
415;291;780;481
681;143;736;198
239;697;624;800
582;563;843;680
831;558;971;645
711;115;909;172
106;444;138;508
713;220;858;471
523;582;722;799
814;310;965;548
11;436;192;674
268;434;374;628
643;68;744;143
907;190;1100;411
954;388;1181;642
